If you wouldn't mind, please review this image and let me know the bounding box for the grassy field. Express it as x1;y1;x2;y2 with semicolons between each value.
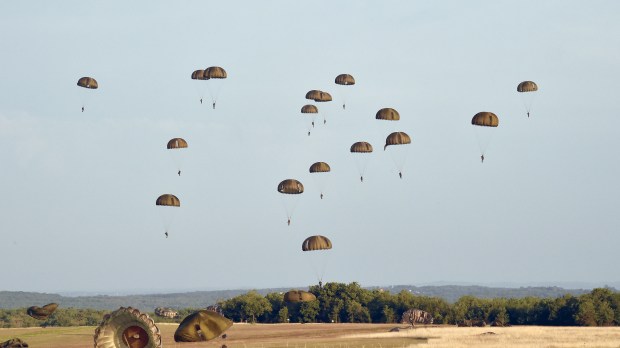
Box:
1;323;620;348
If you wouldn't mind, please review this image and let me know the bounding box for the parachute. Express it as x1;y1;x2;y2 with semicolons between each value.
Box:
1;338;29;348
27;303;58;320
384;132;411;178
302;235;333;283
350;142;373;182
166;138;188;176
376;108;400;121
156;194;180;237
301;104;318;136
94;307;161;348
191;70;208;104
335;74;355;109
174;310;233;342
305;90;332;124
191;70;206;80
76;77;98;112
283;290;316;303
277;179;304;225
309;162;331;199
203;66;227;109
471;112;499;162
517;80;538;118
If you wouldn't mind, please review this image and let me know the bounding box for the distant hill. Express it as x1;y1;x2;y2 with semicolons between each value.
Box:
1;284;611;310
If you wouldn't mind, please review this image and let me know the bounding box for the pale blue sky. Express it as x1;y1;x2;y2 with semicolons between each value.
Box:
1;1;619;294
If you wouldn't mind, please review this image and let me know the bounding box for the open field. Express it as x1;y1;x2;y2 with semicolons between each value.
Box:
1;323;620;348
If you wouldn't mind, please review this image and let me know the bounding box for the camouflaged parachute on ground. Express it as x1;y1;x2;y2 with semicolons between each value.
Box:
94;307;161;348
1;338;28;348
156;194;180;207
334;74;355;85
27;303;58;320
283;290;317;303
376;108;400;121
471;112;499;127
166;138;188;149
277;179;304;194
174;310;233;343
302;235;332;251
517;80;538;92
77;77;98;89
384;132;411;150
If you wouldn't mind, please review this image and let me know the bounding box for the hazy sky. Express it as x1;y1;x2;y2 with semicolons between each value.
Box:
1;1;619;294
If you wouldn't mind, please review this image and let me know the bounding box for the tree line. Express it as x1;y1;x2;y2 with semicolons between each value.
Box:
1;283;618;328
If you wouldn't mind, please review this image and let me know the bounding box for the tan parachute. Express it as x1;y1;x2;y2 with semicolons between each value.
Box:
278;179;304;225
156;194;180;207
174;310;233;342
27;303;58;320
376;108;400;121
191;70;206;80
384;132;411;179
166;138;188;176
94;307;162;348
350;142;373;182
471;112;499;162
335;74;355;109
203;66;227;109
283;290;317;303
309;162;331;199
167;138;187;149
384;132;411;150
77;77;98;112
301;104;318;136
302;235;332;251
156;194;180;237
517;81;538;118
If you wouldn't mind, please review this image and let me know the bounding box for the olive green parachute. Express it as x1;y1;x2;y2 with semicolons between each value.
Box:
191;70;207;80
376;108;400;121
94;307;161;348
283;290;316;303
302;235;332;251
277;179;304;194
350;142;373;153
335;74;355;85
156;194;180;207
309;162;330;173
384;132;411;150
204;66;227;79
471;112;499;127
77;77;98;89
166;138;188;149
26;303;58;320
174;310;233;342
1;338;29;348
517;81;538;92
301;105;318;113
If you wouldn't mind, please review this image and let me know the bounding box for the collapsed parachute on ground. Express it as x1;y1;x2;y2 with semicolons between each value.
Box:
1;338;28;348
94;307;162;348
174;310;233;342
302;235;332;251
27;303;58;320
77;77;98;89
376;108;400;121
283;290;317;303
517;81;538;117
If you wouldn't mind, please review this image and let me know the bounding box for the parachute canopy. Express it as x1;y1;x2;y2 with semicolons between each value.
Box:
309;162;330;173
335;74;355;86
283;290;317;303
94;307;162;348
277;179;304;194
204;66;227;79
384;132;411;150
27;303;58;320
350;142;373;153
517;81;538;92
1;338;29;348
305;90;332;102
302;235;332;251
174;310;233;342
376;108;400;121
77;77;98;89
471;112;499;127
191;70;206;80
301;104;318;113
156;194;180;207
167;138;188;149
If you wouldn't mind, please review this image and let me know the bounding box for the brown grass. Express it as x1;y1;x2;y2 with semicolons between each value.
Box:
1;323;620;348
